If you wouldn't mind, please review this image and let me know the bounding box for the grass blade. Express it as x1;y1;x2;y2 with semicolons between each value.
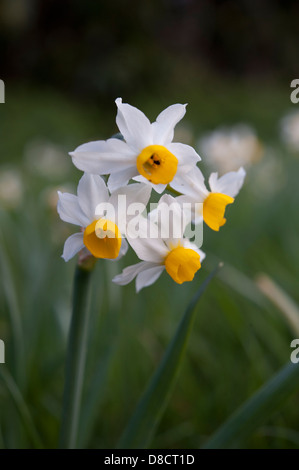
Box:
78;346;114;448
117;265;221;449
0;367;43;448
256;273;299;336
202;361;299;448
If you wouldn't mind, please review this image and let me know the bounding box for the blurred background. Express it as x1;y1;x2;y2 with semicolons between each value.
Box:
1;0;299;449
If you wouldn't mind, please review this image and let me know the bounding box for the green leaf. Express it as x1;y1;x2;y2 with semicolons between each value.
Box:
78;345;115;448
0;367;43;449
202;361;299;448
117;265;221;449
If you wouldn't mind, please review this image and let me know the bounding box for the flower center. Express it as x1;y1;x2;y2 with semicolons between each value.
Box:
164;246;201;284
136;145;178;185
203;193;234;231
83;218;121;259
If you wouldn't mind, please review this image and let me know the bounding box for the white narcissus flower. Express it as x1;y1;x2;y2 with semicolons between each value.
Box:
173;166;246;231
70;98;200;194
57;173;152;262
113;195;205;292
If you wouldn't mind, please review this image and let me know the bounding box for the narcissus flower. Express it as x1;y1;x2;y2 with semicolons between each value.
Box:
57;173;151;261
113;195;205;292
174;167;246;231
70;98;200;194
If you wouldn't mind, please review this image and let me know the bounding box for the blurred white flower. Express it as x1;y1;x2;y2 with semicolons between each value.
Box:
70;98;200;194
24;139;71;179
249;148;287;198
113;195;205;292
0;168;24;209
280;111;299;152
198;125;262;173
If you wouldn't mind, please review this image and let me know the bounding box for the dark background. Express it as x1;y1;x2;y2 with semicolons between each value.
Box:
1;0;298;102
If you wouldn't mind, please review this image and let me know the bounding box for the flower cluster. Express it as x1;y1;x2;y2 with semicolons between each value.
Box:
57;98;245;291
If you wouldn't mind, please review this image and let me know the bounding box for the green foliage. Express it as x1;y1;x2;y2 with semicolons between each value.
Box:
0;81;299;448
118;267;220;449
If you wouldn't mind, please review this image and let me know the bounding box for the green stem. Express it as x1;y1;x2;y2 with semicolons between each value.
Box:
59;264;93;449
166;185;182;196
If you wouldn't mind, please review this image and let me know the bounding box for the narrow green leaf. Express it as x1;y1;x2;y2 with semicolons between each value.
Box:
78;345;114;448
256;274;299;336
117;265;221;449
202;361;299;449
0;367;43;449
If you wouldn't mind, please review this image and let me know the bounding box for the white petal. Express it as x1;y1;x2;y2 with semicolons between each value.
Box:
132;175;167;194
209;167;246;197
119;237;129;258
73;140;108;153
112;260;153;285
152;183;168;194
194;213;204;225
170;166;208;199
127;216;168;262
152;103;187;145
107;167;138;192
176;195;204;225
77;173;109;221
120;182;152;208
109;183;152;233
110;181;151;210
175;194;195;210
166;142;201;169
128;236;168;262
62;233;84;262
70;138;136;175
136;265;165;292
57;191;89;227
115;98;152;151
151;194;190;244
110;237;129;262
